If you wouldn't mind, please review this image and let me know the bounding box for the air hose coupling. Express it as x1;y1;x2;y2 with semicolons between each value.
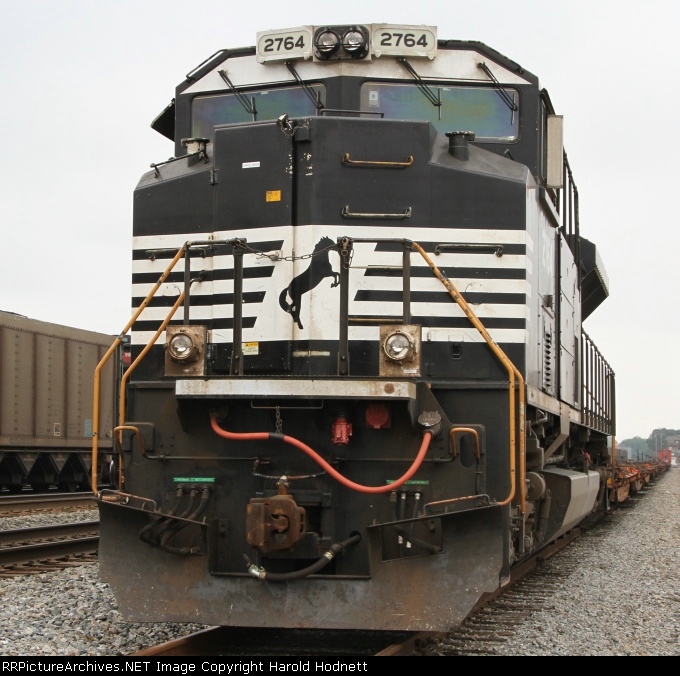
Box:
243;555;266;580
418;410;442;437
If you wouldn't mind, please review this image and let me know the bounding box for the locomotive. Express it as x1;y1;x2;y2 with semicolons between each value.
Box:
94;23;616;632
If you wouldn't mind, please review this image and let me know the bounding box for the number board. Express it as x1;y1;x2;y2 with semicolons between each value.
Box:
256;27;313;63
371;25;438;59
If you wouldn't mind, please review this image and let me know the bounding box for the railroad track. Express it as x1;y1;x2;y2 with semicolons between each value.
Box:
0;492;95;514
131;626;421;657
416;511;625;655
2;484;658;654
0;520;99;575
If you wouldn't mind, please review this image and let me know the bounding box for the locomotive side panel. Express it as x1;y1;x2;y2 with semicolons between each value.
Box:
524;181;559;398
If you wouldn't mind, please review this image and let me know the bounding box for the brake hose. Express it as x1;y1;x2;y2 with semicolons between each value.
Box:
210;413;432;494
244;533;362;582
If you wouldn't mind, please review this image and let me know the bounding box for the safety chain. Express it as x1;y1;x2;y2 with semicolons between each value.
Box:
251;469;327;481
241;241;339;263
275;406;283;435
252;457;326;482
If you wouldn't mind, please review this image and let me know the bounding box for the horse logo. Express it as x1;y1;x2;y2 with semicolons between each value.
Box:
279;236;340;329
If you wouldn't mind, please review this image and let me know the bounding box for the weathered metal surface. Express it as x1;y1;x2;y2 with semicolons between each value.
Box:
176;378;417;400
99;500;504;632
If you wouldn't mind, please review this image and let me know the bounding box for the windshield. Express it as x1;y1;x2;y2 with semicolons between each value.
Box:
192;84;325;139
360;82;519;141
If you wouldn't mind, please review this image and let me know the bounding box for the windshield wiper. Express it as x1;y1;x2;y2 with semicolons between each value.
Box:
398;58;441;110
218;70;258;118
477;62;519;112
285;61;325;111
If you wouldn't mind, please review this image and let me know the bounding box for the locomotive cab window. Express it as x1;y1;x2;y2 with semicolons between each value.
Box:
191;83;326;140
360;82;519;141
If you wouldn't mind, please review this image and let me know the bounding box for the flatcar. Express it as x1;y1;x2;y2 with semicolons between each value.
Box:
95;23;617;632
0;310;120;492
657;449;672;465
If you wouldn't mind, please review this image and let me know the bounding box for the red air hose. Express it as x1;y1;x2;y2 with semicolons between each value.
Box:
209;414;432;494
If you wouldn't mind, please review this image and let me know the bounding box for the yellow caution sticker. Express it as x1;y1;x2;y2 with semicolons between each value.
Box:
266;190;281;202
242;342;259;355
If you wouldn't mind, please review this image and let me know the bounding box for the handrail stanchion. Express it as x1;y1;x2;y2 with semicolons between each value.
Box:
411;241;526;514
91;244;187;495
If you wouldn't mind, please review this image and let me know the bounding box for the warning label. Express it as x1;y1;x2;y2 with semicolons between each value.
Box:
242;342;259;355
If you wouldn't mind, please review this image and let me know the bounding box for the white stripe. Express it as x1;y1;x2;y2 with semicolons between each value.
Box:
131;225;530;345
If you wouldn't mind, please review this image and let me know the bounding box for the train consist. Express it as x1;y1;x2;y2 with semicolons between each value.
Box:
0;310;119;491
96;23;623;632
609;455;670;504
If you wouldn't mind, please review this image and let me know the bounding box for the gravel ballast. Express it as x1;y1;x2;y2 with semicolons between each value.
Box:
424;467;680;656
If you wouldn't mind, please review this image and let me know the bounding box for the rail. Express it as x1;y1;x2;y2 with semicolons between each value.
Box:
540;144;615;439
90;245;187;493
581;331;615;436
410;241;525;512
334;236;524;511
0;521;99;572
92;239;249;493
558;154;580;271
0;492;94;514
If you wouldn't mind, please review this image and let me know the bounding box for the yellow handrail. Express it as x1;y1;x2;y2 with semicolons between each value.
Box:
411;242;526;513
112;424;147;489
449;427;481;460
118;291;186;445
91;244;187;495
341;153;414;168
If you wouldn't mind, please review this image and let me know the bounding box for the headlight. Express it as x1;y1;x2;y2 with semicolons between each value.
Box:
383;331;414;361
342;28;367;55
168;332;196;362
314;29;340;57
165;325;207;376
314;25;369;60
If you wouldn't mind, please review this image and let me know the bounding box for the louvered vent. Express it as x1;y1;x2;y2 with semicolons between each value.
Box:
543;331;553;391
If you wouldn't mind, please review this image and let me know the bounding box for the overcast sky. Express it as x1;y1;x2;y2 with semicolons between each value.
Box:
1;0;678;443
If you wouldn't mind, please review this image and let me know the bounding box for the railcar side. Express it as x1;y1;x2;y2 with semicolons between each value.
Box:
0;310;119;491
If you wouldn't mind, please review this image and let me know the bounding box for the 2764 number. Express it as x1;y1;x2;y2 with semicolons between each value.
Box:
262;35;306;52
378;32;430;48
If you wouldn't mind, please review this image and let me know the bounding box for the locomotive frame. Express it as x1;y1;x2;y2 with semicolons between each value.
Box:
94;23;617;632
